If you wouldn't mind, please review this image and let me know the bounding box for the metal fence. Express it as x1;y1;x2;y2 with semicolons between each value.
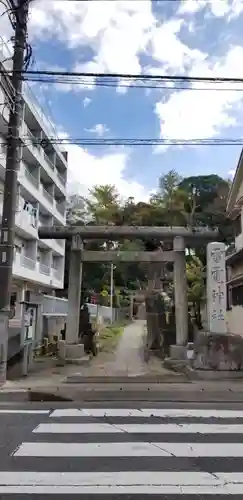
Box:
42;295;128;322
43;295;68;316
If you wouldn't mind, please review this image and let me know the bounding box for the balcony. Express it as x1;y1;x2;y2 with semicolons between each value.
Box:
39;262;50;275
41;185;53;205
26;127;39;149
20;255;36;270
56;170;66;186
43;151;54;171
51;266;64;288
13;251;64;287
0;100;9;127
15;201;38;239
54;200;65;217
24;167;39;189
52;268;60;281
18;166;65;222
0;38;67;173
38;219;65;256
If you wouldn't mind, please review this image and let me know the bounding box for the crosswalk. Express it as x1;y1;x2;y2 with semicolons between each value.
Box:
3;406;243;495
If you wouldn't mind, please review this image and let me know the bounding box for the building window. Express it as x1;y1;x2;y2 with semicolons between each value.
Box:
232;285;243;307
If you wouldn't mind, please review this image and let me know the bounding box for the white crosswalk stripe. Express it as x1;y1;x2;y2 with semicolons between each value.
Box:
50;408;243;418
3;407;243;495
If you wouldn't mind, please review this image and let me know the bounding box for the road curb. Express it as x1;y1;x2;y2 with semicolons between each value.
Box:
0;385;243;403
64;375;190;384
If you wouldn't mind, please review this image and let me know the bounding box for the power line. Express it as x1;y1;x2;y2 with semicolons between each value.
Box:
0;137;242;148
1;69;243;85
49;0;219;2
25;76;243;92
17;137;243;146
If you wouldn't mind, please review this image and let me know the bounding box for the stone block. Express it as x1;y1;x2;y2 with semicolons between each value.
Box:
193;330;243;371
170;344;186;360
65;343;84;360
58;342;85;363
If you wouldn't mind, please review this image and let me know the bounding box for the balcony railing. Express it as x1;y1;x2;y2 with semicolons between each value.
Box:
20;255;36;270
54;200;65;216
38;217;53;228
57;171;66;186
0;101;9;123
52;268;61;281
24;167;39;188
41;185;53;205
16;209;37;230
0;36;67;166
39;263;50;275
44;151;54;170
43;294;68;315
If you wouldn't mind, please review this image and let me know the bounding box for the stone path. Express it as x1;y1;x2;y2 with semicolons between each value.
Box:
107;320;148;376
76;320;176;378
3;322;180;388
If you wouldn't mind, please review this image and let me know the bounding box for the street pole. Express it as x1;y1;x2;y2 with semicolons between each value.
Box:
110;263;114;324
0;0;29;383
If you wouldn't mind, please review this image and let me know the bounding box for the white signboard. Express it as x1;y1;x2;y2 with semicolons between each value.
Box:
207;242;227;334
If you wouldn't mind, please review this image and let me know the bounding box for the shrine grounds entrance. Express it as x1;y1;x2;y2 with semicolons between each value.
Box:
38;225;219;370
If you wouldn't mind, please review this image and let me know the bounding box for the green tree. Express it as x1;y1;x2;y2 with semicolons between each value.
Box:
150;170;189;226
86;184;120;224
60;172;231;302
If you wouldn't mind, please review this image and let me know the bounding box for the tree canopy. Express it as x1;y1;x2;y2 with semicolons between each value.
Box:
61;171;232;308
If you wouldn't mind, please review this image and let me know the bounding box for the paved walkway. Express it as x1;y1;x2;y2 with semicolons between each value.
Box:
77;320;175;378
2;322;180;389
107;320;148;376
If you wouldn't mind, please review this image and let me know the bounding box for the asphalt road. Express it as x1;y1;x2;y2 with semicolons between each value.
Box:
0;401;243;498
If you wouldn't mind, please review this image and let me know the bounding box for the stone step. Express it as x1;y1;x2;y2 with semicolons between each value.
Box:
65;355;91;366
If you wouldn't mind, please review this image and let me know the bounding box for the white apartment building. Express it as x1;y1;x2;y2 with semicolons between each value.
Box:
0;38;67;314
226;148;243;335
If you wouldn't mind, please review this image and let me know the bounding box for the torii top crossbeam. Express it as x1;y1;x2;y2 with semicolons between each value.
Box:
38;225;220;243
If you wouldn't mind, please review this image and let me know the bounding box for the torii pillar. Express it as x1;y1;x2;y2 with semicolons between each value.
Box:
171;236;188;359
60;235;85;363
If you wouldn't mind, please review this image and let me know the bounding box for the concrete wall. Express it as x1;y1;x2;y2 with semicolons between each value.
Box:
202;299;243;338
227;306;243;336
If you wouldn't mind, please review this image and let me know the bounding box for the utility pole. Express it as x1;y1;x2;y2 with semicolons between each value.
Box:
110;263;114;324
0;0;29;383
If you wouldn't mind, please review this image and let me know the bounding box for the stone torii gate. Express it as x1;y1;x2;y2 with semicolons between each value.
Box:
38;225;220;363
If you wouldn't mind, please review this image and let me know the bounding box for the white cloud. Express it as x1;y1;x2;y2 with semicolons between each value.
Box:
83;97;91;108
1;0;243;185
228;168;236;178
155;45;243;145
178;0;243;19
150;19;206;73
29;1;155;78
66;144;149;201
85;123;109;137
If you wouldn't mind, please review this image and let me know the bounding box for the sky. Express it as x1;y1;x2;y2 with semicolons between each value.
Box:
1;0;243;201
